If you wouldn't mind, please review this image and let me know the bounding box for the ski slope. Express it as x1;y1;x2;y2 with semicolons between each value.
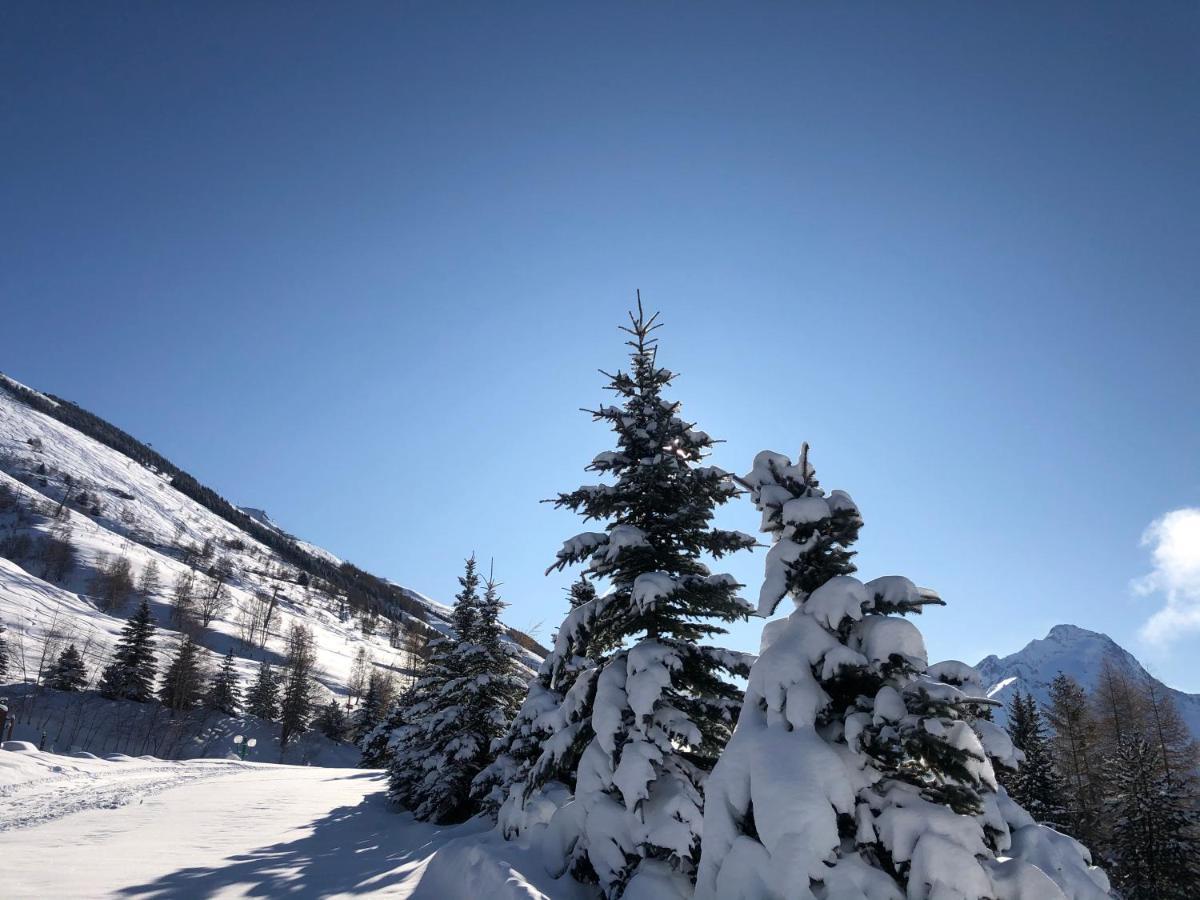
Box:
0;744;590;899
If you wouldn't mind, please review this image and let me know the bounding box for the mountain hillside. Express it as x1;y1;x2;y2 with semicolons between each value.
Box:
0;372;544;759
976;623;1200;739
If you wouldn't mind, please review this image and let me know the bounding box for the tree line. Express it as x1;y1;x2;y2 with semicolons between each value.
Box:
1003;665;1200;898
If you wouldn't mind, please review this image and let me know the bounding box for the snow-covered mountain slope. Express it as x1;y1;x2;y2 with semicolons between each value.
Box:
976;623;1200;739
0;373;544;712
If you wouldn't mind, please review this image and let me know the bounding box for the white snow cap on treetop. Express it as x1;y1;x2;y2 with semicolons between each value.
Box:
740;446;863;617
743;449;813;489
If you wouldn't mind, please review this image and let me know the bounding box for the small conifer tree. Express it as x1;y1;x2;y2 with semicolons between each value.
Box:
46;643;88;691
314;698;351;742
98;598;158;701
246;661;280;721
389;557;526;824
159;637;207;711
207;649;242;716
1002;691;1069;829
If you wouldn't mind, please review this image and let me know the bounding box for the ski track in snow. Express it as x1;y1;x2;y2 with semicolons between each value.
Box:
0;759;248;832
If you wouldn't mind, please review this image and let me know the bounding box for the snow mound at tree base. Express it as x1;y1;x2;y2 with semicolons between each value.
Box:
411;821;596;899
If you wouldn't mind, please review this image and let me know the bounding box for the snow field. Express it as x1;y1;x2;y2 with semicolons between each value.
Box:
0;744;590;899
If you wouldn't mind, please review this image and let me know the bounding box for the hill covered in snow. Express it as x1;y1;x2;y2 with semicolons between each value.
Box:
976;623;1200;739
0;372;544;760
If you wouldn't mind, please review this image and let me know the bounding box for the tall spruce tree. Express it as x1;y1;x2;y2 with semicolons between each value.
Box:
207;649;242;716
159;637;207;711
98;598;158;702
489;302;756;897
246;660;280;721
1003;691;1069;829
389;555;482;818
696;447;1111;900
389;556;526;824
1104;737;1200;899
46;643;88;691
470;569;526;744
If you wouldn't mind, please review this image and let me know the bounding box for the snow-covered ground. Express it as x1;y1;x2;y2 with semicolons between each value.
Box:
0;741;252;830
0;743;590;899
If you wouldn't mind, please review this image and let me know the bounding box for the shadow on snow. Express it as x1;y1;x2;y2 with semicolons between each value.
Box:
115;788;481;898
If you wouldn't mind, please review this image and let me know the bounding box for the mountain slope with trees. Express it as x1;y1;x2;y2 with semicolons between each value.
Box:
0;373;544;762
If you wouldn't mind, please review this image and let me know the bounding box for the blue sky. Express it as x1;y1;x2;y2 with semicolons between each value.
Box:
3;3;1198;689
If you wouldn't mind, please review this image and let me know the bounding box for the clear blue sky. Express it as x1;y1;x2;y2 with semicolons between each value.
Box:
3;3;1198;689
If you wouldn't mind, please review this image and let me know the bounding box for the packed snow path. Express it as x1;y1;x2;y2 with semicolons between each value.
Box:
0;748;587;898
0;755;250;832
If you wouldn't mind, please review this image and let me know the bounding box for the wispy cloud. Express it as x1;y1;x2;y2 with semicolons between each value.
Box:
1135;507;1200;644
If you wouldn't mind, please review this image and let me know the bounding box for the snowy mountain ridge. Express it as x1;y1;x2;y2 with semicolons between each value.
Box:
976;623;1200;739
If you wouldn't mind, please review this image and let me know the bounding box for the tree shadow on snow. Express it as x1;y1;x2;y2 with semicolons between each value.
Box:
115;789;477;898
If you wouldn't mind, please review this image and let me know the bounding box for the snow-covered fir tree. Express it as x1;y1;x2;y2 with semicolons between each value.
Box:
1002;690;1069;829
206;649;241;716
98;598;158;702
389;555;483;819
361;687;412;768
473;577;598;821
696;446;1111;900
487;302;756;898
388;556;527;824
46;643;88;691
246;660;280;721
314;697;351;742
470;569;527;750
1103;736;1200;899
159;636;207;711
